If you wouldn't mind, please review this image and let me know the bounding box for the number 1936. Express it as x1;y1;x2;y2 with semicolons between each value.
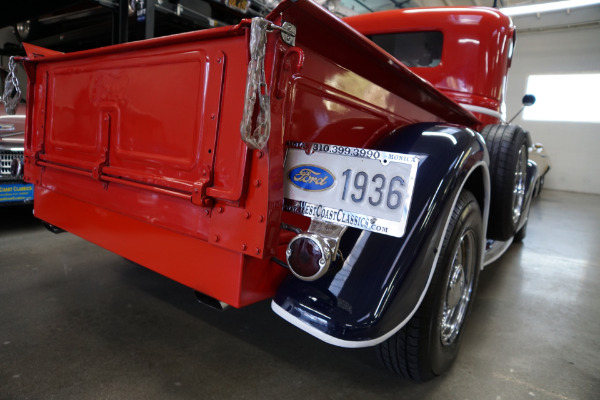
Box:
341;169;404;209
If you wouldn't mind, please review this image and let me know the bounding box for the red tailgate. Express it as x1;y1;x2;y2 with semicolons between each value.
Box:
23;25;287;307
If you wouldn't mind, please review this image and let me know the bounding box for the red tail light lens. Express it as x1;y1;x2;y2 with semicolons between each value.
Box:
286;234;332;281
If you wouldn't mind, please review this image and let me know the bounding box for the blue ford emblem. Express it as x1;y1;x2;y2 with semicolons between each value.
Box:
289;165;335;191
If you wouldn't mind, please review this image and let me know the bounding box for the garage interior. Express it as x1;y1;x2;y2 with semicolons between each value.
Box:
1;0;599;399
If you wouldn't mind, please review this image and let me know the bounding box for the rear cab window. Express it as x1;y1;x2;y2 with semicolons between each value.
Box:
369;31;443;68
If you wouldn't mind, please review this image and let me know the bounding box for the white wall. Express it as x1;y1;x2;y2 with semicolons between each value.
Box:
506;24;600;195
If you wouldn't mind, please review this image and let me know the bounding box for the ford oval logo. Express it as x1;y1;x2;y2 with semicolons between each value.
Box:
288;165;335;191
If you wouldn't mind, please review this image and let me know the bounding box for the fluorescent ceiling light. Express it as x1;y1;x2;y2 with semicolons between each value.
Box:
501;0;600;16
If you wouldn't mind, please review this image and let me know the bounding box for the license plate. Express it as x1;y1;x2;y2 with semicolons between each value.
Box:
0;182;34;203
283;142;419;237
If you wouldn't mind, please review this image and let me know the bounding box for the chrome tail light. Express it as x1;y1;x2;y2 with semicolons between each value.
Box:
286;220;346;281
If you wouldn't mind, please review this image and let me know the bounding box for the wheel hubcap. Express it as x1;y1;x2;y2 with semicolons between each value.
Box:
441;230;476;346
447;265;465;309
512;145;527;225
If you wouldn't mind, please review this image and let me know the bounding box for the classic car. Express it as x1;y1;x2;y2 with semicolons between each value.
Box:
1;66;32;206
529;142;551;196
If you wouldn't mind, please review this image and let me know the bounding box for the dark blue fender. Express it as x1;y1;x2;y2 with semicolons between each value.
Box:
272;123;491;347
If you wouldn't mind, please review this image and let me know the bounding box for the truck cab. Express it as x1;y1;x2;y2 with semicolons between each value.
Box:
345;7;515;127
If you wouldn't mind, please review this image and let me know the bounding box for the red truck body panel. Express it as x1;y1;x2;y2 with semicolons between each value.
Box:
22;0;505;308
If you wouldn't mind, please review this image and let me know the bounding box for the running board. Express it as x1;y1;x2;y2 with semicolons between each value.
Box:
483;238;513;267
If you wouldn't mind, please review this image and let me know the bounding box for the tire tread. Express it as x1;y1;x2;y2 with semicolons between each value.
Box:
376;191;482;382
480;124;528;240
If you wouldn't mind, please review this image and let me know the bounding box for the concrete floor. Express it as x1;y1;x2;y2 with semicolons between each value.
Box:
1;189;599;400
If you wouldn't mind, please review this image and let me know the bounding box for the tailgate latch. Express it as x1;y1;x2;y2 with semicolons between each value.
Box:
272;21;296;46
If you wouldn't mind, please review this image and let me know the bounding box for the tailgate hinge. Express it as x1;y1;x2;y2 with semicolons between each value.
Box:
191;165;214;207
93;112;112;180
92;147;109;181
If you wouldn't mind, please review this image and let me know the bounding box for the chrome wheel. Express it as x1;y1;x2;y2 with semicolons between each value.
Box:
440;230;476;346
377;190;482;381
512;145;527;225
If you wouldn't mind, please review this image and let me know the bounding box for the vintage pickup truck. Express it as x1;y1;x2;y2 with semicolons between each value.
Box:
12;0;536;381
